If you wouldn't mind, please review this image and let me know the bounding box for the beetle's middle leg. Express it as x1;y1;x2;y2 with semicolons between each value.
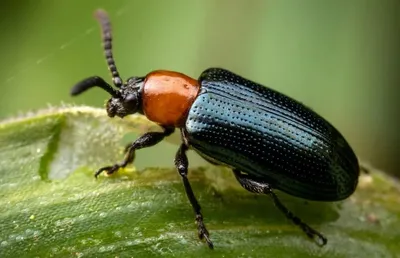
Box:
232;169;327;246
175;143;214;249
94;126;175;178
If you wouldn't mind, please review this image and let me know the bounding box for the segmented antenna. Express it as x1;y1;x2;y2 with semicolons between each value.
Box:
94;9;123;88
71;76;119;97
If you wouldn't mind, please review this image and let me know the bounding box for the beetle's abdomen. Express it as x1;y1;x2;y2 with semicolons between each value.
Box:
185;68;359;201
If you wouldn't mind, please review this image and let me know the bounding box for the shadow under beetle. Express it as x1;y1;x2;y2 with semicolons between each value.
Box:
71;9;360;249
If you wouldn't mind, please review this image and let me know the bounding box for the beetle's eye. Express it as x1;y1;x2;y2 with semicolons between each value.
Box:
124;94;137;103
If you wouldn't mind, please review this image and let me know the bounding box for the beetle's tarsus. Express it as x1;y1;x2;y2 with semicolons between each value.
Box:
270;192;327;247
301;221;327;246
315;232;328;246
196;214;214;249
232;169;327;247
94;164;120;178
94;166;112;178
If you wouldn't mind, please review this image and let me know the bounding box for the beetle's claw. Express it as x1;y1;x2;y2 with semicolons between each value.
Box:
196;214;213;249
316;233;328;246
203;233;214;249
198;229;213;249
94;164;120;178
94;166;110;178
305;229;327;246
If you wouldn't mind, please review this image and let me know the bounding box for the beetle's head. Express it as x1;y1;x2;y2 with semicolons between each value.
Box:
70;9;145;119
70;75;145;118
105;76;144;118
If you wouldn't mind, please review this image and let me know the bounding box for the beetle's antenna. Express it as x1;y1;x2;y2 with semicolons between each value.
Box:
94;9;123;88
71;76;120;97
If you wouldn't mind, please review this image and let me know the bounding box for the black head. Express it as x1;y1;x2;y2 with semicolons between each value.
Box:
70;9;144;118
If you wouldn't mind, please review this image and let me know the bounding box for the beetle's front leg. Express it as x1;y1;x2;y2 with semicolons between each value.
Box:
95;126;174;178
232;169;327;246
175;143;213;249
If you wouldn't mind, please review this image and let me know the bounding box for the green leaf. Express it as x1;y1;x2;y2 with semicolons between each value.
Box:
0;106;399;258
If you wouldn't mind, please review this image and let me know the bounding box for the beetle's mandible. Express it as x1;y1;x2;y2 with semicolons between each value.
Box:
71;9;360;249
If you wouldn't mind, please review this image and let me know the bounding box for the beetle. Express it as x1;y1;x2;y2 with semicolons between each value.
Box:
71;9;360;249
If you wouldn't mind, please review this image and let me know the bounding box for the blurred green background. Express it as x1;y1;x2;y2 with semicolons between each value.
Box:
0;0;399;176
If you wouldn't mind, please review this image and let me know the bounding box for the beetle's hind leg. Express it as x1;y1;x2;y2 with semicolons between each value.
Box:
232;169;327;246
94;127;174;178
174;143;213;249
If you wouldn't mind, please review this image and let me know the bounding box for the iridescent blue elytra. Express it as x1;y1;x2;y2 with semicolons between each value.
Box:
185;68;359;201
